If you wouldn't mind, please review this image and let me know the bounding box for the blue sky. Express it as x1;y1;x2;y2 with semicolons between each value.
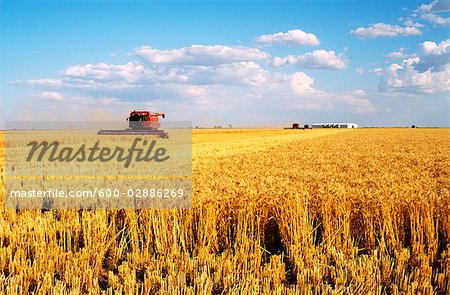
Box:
1;0;449;127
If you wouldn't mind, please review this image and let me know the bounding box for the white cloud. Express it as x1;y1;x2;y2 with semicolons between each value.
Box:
415;1;450;26
352;89;367;96
26;62;149;90
350;23;422;39
386;49;405;59
188;62;270;86
416;39;450;72
254;29;320;46
17;60;271;90
271;56;288;67
420;39;449;55
355;67;365;75
18;78;143;91
19;78;64;87
379;57;450;94
385;47;414;59
14;40;378;116
18;62;180;89
38;91;64;101
370;68;384;76
21;66;376;115
135;45;269;65
417;0;450;12
420;12;450;25
290;72;317;95
378;39;450;94
63;62;147;83
403;19;425;27
271;50;348;69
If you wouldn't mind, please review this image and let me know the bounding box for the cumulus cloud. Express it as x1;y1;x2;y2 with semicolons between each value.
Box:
20;79;64;88
417;0;450;12
254;29;320;46
370;68;384;76
23;62;144;89
351;23;422;39
187;62;270;86
19;65;376;115
290;72;317;95
63;62;147;82
420;39;450;55
413;39;450;72
385;47;414;59
135;45;269;65
379;56;449;94
14;39;378;116
419;12;450;25
378;39;449;94
271;50;348;69
17;60;271;90
38;91;63;101
18;61;186;89
416;1;450;26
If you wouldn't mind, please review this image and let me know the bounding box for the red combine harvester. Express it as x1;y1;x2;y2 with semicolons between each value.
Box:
98;110;169;138
284;122;312;130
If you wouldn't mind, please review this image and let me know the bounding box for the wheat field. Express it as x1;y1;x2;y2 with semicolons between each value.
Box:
0;128;449;294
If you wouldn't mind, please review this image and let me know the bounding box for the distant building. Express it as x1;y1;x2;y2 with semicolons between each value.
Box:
312;123;358;128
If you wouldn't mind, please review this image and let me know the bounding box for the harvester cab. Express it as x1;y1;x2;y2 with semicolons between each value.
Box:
127;110;165;130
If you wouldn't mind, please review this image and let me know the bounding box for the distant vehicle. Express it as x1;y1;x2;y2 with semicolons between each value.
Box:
284;123;312;130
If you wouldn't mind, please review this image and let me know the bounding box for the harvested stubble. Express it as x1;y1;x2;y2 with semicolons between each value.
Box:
0;128;449;294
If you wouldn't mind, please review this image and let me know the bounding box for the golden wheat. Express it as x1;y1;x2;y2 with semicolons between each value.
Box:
0;128;449;294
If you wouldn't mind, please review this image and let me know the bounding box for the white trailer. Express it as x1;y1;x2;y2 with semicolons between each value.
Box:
312;123;358;128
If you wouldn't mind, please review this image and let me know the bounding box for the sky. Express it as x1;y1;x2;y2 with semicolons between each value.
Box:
0;0;449;128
